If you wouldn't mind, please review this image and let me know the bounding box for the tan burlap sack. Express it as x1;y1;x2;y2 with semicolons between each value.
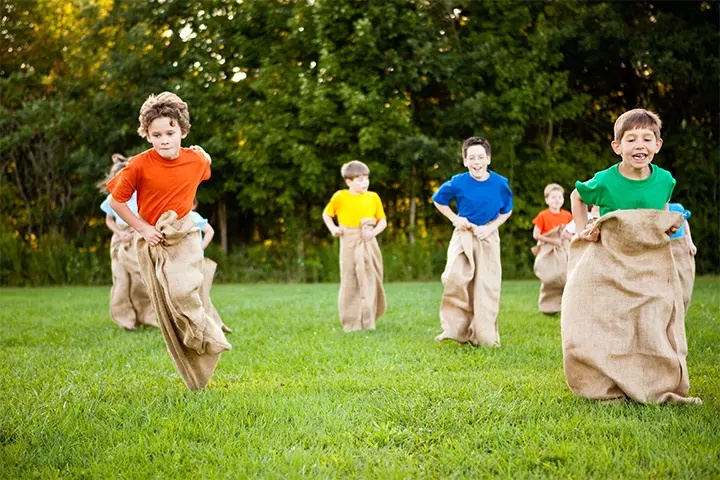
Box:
531;226;569;314
136;211;231;390
436;228;501;347
109;226;156;329
338;218;386;331
561;209;701;404
670;237;695;316
199;257;232;333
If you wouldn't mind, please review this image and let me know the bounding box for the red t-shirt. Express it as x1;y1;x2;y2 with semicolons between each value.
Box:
532;208;573;234
106;147;211;226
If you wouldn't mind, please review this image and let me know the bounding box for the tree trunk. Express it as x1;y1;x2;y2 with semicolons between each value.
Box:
218;199;228;254
409;163;417;245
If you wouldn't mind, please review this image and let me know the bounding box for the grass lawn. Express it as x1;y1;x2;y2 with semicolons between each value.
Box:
0;278;718;478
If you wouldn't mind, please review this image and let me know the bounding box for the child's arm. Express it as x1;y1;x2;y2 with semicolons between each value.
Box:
533;225;563;246
362;218;387;240
105;215;133;244
201;223;215;250
571;189;599;242
570;189;588;232
109;197;163;245
473;211;512;240
433;202;472;230
684;220;697;255
322;212;343;237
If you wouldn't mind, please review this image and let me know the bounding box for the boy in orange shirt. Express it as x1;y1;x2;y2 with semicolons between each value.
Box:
532;183;573;245
322;160;387;332
107;92;230;390
531;183;573;314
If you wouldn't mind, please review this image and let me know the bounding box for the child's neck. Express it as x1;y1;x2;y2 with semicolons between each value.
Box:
548;207;561;214
618;161;651;180
348;188;363;195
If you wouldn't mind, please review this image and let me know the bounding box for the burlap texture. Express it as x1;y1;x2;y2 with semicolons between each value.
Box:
561;209;701;404
338;218;386;331
136;211;231;390
109;226;156;329
531;226;569;314
670;237;696;316
436;228;501;346
199;258;231;333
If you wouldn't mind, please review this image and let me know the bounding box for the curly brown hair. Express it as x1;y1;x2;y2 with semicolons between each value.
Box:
137;92;191;138
97;154;129;193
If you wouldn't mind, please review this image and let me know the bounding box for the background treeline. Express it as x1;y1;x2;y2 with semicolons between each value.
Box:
1;0;718;286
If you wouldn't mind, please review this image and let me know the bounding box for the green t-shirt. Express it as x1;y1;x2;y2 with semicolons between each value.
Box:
575;163;676;216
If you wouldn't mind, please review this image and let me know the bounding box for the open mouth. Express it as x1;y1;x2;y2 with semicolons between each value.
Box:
632;153;648;161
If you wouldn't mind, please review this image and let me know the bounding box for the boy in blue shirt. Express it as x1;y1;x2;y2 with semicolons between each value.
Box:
668;202;697;314
99;154;156;330
191;198;231;334
432;137;513;346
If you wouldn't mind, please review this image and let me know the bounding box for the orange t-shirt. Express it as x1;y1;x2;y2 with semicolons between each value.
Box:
532;208;573;234
106;147;211;226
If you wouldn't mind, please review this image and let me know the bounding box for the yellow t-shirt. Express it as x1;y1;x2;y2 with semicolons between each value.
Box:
323;190;386;227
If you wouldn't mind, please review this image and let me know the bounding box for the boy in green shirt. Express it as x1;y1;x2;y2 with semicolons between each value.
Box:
570;108;677;240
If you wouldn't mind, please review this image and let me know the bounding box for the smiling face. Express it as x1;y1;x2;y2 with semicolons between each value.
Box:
545;190;564;211
463;144;491;180
345;174;369;194
146;116;186;159
612;127;663;174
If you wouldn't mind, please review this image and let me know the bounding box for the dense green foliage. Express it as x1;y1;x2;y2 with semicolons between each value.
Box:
2;0;718;285
1;280;718;477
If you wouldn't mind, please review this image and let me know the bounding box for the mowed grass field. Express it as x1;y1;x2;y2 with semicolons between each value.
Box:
1;279;718;479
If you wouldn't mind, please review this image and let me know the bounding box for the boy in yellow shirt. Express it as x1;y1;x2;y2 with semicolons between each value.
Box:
323;161;387;331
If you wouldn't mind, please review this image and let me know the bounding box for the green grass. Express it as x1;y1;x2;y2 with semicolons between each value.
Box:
1;279;718;479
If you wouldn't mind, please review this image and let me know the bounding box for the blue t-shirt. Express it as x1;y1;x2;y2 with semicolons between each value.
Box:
432;171;513;225
668;203;690;238
100;192;138;227
189;211;208;242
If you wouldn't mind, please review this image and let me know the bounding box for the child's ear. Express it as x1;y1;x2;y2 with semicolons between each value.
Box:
611;140;622;155
345;178;352;187
655;138;663;152
181;130;189;139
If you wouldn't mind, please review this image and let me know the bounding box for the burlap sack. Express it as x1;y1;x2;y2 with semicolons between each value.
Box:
561;209;701;404
109;226;156;329
338;218;386;331
199;257;232;333
670;237;695;316
531;226;569;314
136;211;231;390
436;228;501;347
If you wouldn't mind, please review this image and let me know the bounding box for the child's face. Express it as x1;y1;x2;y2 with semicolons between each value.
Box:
611;127;663;171
463;145;491;179
345;175;369;194
146;116;186;160
545;190;564;211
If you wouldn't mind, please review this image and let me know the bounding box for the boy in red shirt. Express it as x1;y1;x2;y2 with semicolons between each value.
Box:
531;183;573;314
532;183;573;246
107;92;230;390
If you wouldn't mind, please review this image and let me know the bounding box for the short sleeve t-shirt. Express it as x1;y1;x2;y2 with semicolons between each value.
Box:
532;209;573;234
106;147;211;226
100;192;138;227
668;203;691;238
575;163;675;216
432;171;513;226
323;190;386;227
